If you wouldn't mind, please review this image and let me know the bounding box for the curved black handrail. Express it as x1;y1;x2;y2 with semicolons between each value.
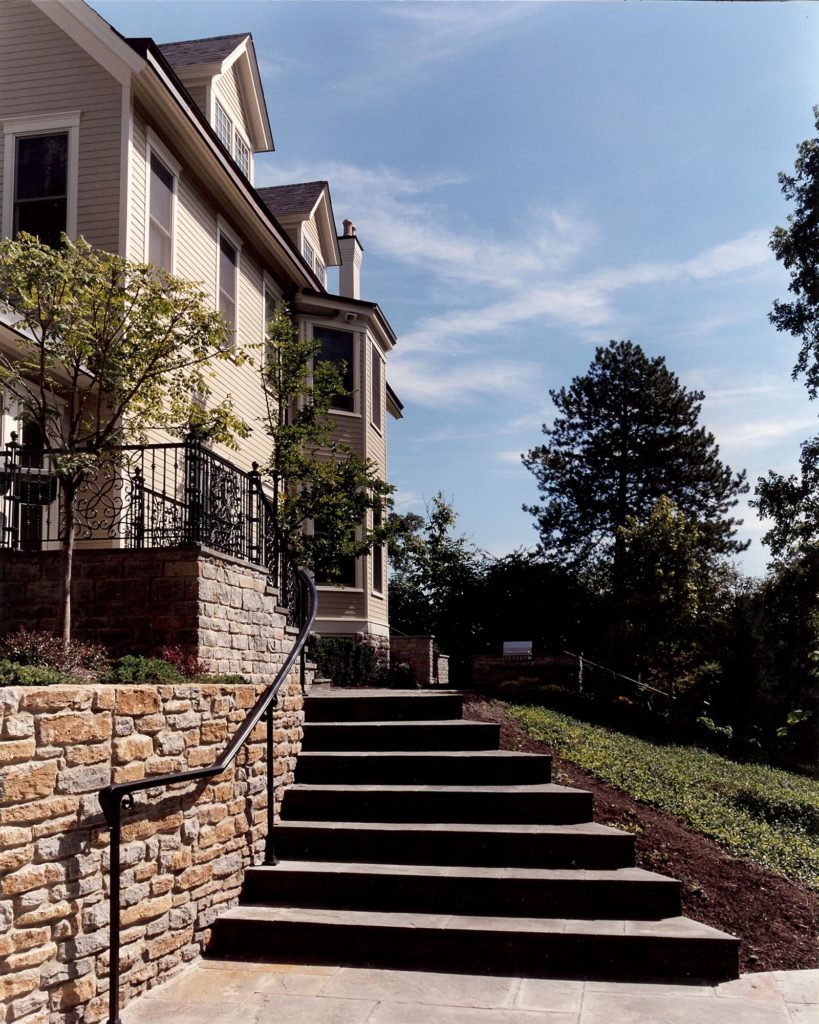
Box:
99;533;317;1023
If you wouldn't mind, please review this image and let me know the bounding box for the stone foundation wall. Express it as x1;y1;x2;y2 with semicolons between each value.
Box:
0;676;305;1024
0;547;297;684
390;635;439;686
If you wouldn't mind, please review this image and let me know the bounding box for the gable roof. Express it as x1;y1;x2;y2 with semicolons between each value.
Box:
257;182;327;218
158;33;249;69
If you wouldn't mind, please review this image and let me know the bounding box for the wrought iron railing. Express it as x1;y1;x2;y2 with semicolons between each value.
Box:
0;436;289;590
98;478;317;1024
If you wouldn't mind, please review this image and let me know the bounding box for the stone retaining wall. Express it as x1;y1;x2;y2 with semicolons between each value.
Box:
0;676;305;1024
0;547;295;683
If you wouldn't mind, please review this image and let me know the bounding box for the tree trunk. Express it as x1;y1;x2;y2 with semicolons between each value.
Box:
60;477;77;646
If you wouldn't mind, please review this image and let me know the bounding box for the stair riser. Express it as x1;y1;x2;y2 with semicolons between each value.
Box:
210;919;739;981
305;695;463;722
242;872;681;919
295;754;552;786
282;789;593;824
274;826;635;869
302;723;500;752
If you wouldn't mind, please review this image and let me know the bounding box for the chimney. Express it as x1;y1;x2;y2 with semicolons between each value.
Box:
338;219;363;300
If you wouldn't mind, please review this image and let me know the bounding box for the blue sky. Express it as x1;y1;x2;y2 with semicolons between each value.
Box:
95;1;818;575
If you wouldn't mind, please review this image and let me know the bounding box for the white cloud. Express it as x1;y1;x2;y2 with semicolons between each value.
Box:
716;415;816;448
390;354;538;407
495;450;525;465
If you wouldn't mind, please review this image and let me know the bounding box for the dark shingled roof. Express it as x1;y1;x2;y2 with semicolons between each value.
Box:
257;182;327;218
158;34;249;69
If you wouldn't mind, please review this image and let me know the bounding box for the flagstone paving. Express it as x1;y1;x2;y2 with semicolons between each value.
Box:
120;961;817;1024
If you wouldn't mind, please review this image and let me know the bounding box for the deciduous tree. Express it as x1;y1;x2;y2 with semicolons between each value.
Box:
260;306;392;579
0;234;248;641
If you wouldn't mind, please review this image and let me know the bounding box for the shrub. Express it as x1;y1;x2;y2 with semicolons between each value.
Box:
310;636;383;687
0;628;109;673
511;703;819;890
102;655;183;683
0;659;75;686
385;661;417;688
161;645;210;678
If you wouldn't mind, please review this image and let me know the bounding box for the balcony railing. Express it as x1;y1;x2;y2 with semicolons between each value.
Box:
0;435;286;594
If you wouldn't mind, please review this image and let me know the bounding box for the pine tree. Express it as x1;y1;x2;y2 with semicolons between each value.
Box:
523;340;748;572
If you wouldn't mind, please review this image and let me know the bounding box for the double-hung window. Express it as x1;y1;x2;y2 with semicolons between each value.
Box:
214;102;232;151
371;345;384;432
234;133;250;177
218;234;238;342
314;326;355;413
148;154;174;272
2;112;80;246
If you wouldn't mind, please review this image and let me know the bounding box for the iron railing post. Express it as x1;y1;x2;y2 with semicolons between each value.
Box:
184;437;203;545
99;790;129;1024
263;707;277;865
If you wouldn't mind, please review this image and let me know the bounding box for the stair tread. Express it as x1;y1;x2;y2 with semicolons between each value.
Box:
298;750;545;758
247;861;673;884
218;904;736;942
275;819;628;837
304;720;486;727
287;782;588;795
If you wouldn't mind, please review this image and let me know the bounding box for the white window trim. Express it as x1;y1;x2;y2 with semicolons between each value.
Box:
1;111;81;241
216;217;242;345
234;129;252;181
310;322;361;418
370;345;385;435
262;274;281;350
308;518;363;591
144;129;180;272
214;99;233;152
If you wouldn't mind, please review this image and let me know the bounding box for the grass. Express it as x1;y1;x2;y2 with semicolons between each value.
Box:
510;704;819;891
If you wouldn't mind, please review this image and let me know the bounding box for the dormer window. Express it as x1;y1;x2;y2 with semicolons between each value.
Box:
234;134;250;177
315;258;326;287
215;102;232;151
302;239;315;267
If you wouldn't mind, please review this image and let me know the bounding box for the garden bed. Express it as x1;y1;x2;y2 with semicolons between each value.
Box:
464;693;818;974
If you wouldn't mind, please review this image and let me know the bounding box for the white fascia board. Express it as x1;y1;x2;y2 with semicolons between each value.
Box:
311;190;342;267
32;0;145;86
223;38;273;152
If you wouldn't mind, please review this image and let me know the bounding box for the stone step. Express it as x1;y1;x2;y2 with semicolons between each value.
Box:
210;905;740;981
295;750;552;785
281;783;593;824
304;690;463;722
242;862;681;919
272;820;636;869
301;720;500;752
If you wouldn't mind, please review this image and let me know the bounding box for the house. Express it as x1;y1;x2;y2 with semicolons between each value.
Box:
0;0;401;661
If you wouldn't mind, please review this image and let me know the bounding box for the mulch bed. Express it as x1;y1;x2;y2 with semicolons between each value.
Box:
463;692;818;974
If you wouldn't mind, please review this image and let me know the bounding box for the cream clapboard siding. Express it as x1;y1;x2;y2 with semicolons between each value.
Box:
214;65;250;146
129;104;275;471
185;81;208;119
363;335;388;625
0;0;122;251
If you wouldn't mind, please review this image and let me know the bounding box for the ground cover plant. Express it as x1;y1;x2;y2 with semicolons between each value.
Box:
510;703;818;890
466;694;816;972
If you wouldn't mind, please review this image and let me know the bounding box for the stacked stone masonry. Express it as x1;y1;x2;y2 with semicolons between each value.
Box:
0;676;305;1024
0;547;297;683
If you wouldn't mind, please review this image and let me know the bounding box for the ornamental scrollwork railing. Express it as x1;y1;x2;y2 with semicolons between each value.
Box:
0;437;286;591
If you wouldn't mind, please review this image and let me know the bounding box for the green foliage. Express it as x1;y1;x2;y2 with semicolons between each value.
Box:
388;493;484;672
615;496;731;697
0;628;109;673
0;234;249;460
511;704;819;890
0;659;76;686
0;234;251;640
523;340;748;571
769;105;819;400
260;307;392;578
309;636;383;687
101;655;184;684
